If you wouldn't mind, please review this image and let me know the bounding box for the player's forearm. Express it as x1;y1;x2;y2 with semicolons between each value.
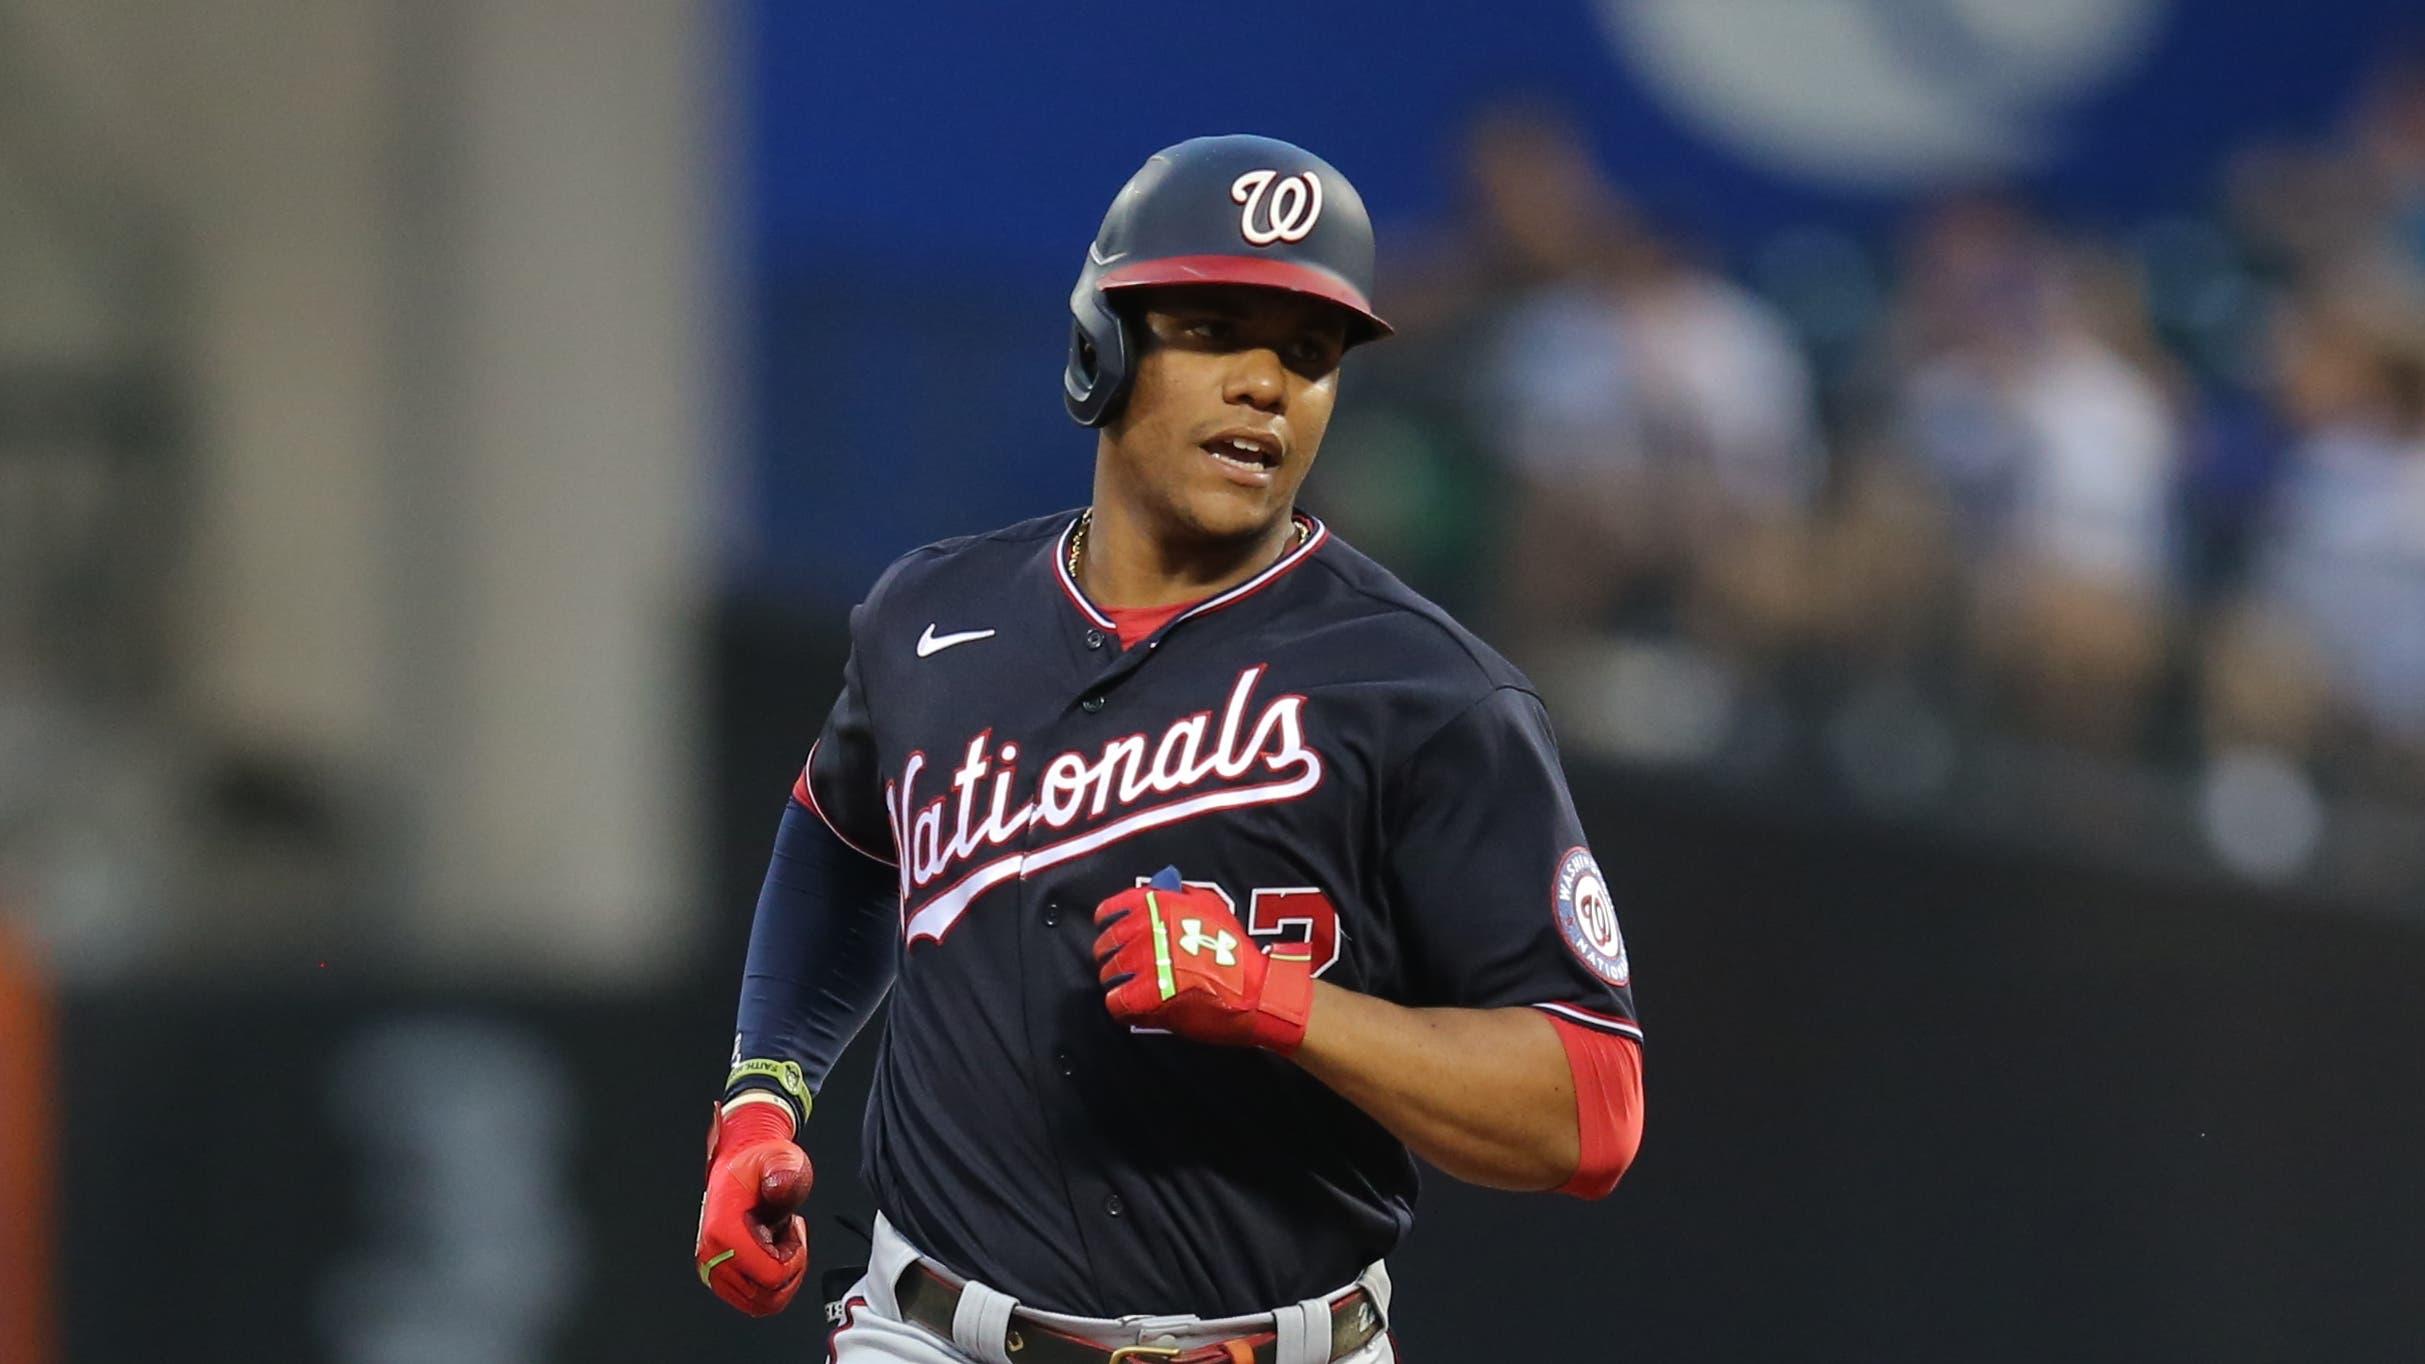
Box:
1289;982;1579;1192
726;800;902;1123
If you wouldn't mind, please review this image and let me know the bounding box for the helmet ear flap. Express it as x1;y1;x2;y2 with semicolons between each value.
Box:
1063;285;1134;427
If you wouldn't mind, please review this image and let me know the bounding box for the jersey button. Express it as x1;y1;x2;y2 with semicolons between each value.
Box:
1080;693;1106;714
1084;629;1106;650
1043;902;1061;927
1103;1193;1126;1218
1055;1050;1075;1077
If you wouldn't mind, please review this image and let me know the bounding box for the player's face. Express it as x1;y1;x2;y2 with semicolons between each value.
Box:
1104;286;1350;544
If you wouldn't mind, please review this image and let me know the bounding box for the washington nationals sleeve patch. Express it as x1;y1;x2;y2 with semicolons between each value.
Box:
1552;846;1629;987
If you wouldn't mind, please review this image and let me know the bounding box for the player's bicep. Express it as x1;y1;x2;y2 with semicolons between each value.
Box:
1384;687;1638;1032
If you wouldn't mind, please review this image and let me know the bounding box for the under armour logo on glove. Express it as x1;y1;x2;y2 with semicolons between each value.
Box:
1178;919;1239;965
1092;866;1315;1053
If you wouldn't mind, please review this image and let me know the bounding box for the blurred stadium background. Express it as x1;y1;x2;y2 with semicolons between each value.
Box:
4;1;2424;1360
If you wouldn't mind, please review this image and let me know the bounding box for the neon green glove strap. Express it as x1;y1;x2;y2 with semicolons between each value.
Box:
724;1057;813;1126
1147;890;1179;1002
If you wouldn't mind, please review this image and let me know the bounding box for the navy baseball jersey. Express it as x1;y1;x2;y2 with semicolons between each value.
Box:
799;507;1640;1317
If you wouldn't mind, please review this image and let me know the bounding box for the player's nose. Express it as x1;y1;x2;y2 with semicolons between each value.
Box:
1222;346;1286;414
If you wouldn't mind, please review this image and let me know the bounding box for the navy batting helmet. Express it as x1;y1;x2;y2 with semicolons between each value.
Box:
1064;134;1393;427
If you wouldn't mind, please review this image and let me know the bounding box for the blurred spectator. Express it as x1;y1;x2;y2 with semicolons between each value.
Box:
2212;285;2425;796
1452;104;1660;648
1879;198;2181;750
1449;105;1827;667
1627;230;1834;677
1310;102;1635;612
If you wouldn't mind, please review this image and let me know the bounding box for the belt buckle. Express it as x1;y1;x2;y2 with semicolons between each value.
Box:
1104;1349;1184;1363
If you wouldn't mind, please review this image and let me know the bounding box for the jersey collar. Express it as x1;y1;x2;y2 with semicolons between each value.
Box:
1052;510;1329;635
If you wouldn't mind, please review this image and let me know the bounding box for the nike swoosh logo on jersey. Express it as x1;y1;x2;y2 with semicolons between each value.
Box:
1088;243;1127;267
916;625;997;658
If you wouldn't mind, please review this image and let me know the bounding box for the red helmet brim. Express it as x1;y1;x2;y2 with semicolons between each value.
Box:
1097;254;1392;340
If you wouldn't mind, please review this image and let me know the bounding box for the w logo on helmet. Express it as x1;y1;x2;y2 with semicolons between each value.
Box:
1230;169;1324;246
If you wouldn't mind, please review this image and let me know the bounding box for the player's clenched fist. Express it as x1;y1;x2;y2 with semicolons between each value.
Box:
694;1101;813;1316
1093;868;1315;1053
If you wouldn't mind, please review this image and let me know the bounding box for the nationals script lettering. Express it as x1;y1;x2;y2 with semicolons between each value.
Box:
885;664;1323;943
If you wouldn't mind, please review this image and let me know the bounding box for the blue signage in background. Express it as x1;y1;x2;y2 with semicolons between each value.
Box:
742;0;2419;601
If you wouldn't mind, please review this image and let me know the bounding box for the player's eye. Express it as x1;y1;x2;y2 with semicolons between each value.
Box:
1183;317;1231;344
1289;334;1341;371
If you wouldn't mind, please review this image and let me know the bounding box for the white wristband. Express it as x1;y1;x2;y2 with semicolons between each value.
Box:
719;1089;799;1135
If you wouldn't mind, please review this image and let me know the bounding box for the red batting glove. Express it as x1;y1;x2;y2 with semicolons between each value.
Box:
693;1100;813;1316
1092;875;1314;1053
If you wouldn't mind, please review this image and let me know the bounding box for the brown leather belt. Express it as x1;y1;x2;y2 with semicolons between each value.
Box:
893;1264;1384;1364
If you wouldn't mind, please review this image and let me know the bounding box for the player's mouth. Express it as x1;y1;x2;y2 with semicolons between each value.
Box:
1200;429;1283;488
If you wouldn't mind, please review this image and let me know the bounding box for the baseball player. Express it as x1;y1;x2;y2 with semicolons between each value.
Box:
696;134;1643;1364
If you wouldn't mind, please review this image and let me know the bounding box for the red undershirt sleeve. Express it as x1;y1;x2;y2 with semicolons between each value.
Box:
1547;1016;1644;1199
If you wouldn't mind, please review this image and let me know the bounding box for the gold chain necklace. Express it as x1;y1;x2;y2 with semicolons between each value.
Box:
1067;508;1307;579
